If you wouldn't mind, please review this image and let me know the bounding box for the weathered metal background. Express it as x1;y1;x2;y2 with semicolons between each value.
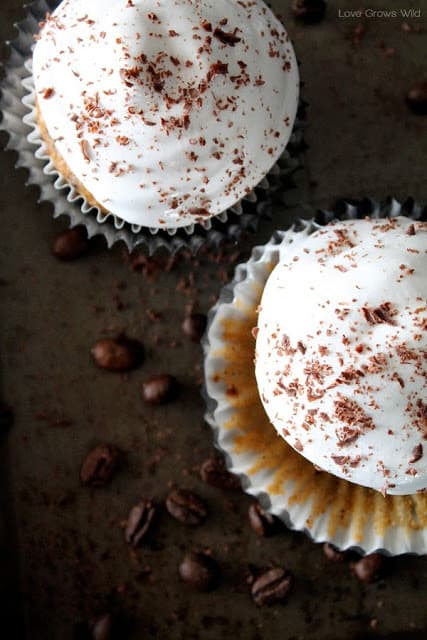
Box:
1;1;427;638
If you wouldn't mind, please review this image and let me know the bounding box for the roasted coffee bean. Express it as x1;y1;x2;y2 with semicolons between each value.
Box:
90;613;112;640
182;313;207;342
125;499;157;547
351;553;385;583
200;456;241;491
251;567;293;606
142;374;178;405
179;552;220;592
80;444;119;487
292;0;326;24
52;226;89;260
166;488;207;526
248;502;280;537
406;81;427;115
91;337;144;372
323;542;348;562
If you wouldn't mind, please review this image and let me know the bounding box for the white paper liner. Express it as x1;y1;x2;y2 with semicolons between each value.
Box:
203;198;427;555
0;0;305;254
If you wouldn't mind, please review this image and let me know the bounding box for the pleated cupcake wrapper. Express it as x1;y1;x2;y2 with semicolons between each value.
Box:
203;198;427;556
0;0;305;254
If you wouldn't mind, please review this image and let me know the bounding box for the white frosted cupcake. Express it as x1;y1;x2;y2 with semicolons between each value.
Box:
204;204;427;554
27;0;299;236
256;216;427;496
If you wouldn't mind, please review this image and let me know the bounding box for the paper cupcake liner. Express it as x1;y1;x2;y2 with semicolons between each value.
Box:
203;198;427;555
0;0;305;254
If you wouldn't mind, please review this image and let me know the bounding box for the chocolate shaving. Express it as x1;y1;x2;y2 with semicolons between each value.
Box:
80;139;91;162
331;454;362;467
297;341;306;354
201;20;212;32
331;455;349;466
189;207;211;217
410;443;423;463
213;28;241;46
362;303;395;325
334;396;375;445
407;224;416;236
294;439;303;452
207;61;229;81
42;87;54;99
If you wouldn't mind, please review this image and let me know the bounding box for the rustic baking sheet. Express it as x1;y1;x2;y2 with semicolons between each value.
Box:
1;1;427;638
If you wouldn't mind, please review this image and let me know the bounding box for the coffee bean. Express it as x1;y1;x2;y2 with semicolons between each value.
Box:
323;542;348;562
179;552;220;592
200;456;241;491
52;226;89;260
251;567;293;606
166;488;207;526
182;313;207;342
80;444;119;487
91;337;144;372
125;499;157;547
90;613;112;640
292;0;326;24
248;502;281;537
142;374;178;405
350;553;385;583
406;81;427;115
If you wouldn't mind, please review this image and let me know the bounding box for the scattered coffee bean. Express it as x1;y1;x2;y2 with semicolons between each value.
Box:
80;444;120;487
200;455;241;491
52;226;89;260
142;374;178;405
179;552;221;591
351;553;385;583
90;613;113;640
248;502;281;537
166;488;207;526
125;499;157;547
323;542;348;562
406;81;427;115
91;337;144;372
292;0;326;24
251;567;293;606
182;313;207;342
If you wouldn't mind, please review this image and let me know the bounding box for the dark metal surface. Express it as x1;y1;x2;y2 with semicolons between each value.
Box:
1;1;427;639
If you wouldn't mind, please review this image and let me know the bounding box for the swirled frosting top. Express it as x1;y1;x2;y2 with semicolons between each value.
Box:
32;0;299;228
255;217;427;495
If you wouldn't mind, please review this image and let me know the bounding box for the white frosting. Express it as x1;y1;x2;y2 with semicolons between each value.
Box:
32;0;299;229
255;217;427;495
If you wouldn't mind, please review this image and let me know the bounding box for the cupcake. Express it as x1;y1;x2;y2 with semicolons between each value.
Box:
204;205;427;554
255;216;427;496
29;0;299;235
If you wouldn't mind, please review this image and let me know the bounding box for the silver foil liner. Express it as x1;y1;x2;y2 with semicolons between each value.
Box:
0;0;305;254
203;198;427;555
